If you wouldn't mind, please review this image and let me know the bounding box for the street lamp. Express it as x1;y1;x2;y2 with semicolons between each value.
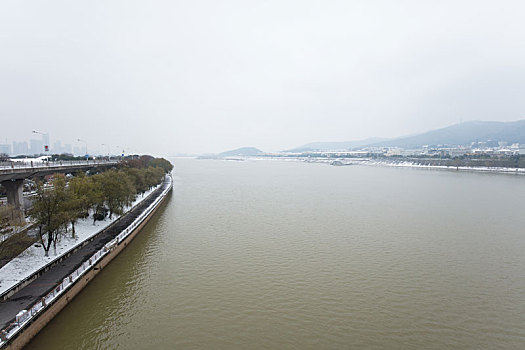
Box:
32;130;49;155
101;143;110;161
116;145;124;160
77;139;88;160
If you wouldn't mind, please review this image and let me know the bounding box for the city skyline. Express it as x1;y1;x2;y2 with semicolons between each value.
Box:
0;132;131;157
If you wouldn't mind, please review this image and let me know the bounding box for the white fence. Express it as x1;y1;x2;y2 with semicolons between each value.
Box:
0;175;172;346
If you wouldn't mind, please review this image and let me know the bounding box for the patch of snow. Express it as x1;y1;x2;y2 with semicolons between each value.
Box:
0;185;160;295
238;156;525;175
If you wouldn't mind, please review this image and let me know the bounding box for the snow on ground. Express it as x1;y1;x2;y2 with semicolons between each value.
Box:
0;185;160;295
363;159;525;174
240;156;525;175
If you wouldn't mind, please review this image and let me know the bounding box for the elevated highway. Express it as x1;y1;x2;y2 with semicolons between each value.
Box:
0;160;119;211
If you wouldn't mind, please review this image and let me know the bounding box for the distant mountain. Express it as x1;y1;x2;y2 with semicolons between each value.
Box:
287;120;525;152
287;137;389;152
368;120;525;148
218;147;263;158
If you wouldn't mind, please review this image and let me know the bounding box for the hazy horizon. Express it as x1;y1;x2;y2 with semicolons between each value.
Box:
1;1;524;155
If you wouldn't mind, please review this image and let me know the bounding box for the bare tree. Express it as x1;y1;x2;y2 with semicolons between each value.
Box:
30;176;70;256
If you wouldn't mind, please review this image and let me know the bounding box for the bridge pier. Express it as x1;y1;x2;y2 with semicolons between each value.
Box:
2;179;26;220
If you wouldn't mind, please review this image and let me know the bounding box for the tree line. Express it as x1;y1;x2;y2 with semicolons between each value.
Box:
30;157;172;256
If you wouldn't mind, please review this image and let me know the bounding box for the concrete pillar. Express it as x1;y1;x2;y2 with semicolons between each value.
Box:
2;179;25;210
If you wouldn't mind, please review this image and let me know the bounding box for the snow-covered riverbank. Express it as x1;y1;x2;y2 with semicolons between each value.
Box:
327;158;525;174
0;184;160;295
243;156;525;175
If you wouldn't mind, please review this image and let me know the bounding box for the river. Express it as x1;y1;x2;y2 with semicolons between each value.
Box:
26;158;525;349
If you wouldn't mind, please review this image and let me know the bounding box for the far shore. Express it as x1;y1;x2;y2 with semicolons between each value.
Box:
214;156;525;176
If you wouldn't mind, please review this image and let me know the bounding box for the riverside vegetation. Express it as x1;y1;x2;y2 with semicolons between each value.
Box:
29;156;173;257
0;205;31;267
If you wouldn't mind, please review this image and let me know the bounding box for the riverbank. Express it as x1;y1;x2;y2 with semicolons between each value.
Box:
0;184;160;297
0;175;172;349
365;158;525;174
242;156;525;175
328;158;525;174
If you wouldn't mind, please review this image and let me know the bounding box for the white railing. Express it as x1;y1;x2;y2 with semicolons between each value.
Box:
0;175;172;346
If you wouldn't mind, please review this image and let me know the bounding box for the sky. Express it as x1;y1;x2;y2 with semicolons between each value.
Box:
1;0;524;155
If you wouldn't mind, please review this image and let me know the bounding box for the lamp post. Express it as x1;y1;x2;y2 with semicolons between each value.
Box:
116;145;124;160
32;130;49;157
101;143;110;161
77;139;88;161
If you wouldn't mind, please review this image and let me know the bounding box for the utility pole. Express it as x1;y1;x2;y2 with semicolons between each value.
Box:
101;143;110;161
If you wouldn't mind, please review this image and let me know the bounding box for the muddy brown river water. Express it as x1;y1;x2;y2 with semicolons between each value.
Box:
27;158;525;349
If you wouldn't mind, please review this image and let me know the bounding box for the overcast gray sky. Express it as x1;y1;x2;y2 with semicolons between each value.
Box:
1;0;524;155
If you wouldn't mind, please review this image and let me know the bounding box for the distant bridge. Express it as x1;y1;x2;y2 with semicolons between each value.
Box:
0;160;120;212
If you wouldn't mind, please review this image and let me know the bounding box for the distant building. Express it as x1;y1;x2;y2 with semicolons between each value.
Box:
42;133;50;150
12;141;29;155
496;148;514;156
385;148;403;156
53;140;63;153
471;148;492;155
402;149;424;156
30;139;44;155
0;144;10;155
446;148;468;157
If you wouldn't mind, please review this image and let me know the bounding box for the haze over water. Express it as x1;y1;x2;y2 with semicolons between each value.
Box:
28;158;525;349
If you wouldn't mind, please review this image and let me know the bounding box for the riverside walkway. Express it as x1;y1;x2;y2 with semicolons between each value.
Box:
0;178;170;331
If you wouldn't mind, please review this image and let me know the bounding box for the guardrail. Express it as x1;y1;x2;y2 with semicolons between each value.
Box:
0;175;172;346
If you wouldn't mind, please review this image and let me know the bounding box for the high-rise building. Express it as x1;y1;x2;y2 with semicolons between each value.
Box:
30;139;44;155
41;134;50;153
53;140;63;153
0;144;10;155
12;141;29;155
41;133;50;150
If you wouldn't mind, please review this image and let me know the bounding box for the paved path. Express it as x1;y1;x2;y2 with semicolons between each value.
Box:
0;181;169;330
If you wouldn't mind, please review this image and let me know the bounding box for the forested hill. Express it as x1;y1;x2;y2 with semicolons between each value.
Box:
287;138;388;152
218;147;263;157
289;120;525;151
368;120;525;148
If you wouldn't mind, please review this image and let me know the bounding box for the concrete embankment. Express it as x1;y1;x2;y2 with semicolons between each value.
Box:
0;175;172;349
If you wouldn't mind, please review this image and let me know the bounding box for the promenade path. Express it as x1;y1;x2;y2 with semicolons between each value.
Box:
0;179;169;330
